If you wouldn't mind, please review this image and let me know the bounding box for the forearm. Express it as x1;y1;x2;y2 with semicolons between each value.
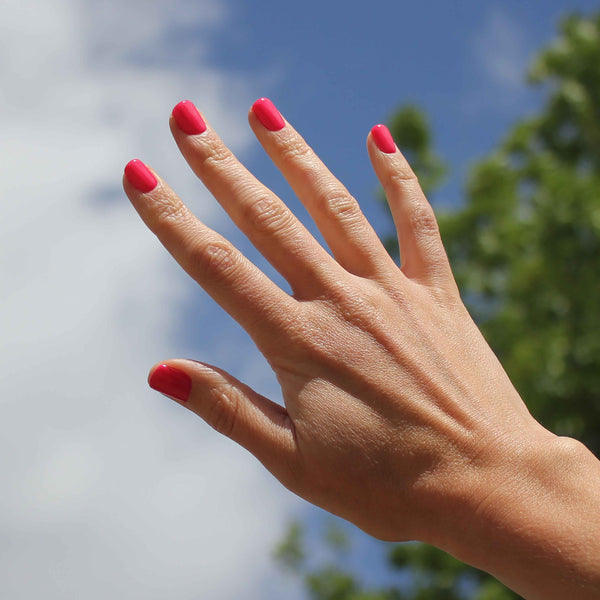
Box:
444;433;600;599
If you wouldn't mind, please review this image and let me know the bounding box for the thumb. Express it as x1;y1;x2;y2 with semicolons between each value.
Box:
148;360;301;488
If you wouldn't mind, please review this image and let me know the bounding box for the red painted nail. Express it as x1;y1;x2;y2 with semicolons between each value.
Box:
149;364;192;402
172;100;207;135
371;124;396;154
252;97;285;131
124;159;158;193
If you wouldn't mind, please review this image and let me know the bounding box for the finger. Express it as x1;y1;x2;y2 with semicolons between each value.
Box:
249;98;398;281
123;159;296;347
169;100;338;298
367;125;456;291
148;360;302;492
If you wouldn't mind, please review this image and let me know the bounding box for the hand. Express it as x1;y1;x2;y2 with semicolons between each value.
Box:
123;98;600;598
123;96;545;538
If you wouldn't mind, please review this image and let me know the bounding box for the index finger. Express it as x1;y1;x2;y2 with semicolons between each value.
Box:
123;159;298;350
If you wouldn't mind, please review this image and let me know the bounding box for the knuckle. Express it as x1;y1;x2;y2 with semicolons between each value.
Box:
278;137;313;165
387;167;419;189
327;281;378;324
242;195;295;237
317;188;360;222
192;240;239;281
324;277;356;305
265;305;324;364
207;386;239;438
427;281;462;310
197;142;236;172
409;201;440;237
146;194;190;234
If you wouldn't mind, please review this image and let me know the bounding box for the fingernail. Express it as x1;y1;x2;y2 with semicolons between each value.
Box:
172;100;207;135
371;124;396;154
124;159;158;193
252;97;285;131
149;364;192;402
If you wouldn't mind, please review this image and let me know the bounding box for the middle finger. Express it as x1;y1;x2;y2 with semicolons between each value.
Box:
170;100;338;299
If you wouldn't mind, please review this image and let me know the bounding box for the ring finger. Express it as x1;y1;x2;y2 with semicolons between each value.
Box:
249;97;398;281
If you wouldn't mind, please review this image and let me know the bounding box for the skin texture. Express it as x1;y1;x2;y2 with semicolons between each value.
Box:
123;101;600;599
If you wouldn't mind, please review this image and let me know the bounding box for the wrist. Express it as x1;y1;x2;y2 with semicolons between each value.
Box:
439;428;600;599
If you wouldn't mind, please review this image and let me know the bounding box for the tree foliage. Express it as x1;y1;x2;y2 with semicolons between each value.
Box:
440;13;600;450
275;12;600;599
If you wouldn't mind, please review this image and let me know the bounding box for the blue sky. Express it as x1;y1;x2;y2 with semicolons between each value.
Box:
210;0;598;218
0;1;598;599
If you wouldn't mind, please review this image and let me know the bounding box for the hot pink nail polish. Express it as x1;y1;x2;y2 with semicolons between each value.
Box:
124;159;158;193
172;100;207;135
149;364;192;402
252;97;285;131
371;124;396;154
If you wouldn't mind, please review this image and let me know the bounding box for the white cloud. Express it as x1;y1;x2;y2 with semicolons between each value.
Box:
467;7;534;113
0;0;304;598
476;8;529;89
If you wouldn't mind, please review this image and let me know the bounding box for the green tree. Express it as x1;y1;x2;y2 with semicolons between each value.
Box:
274;12;600;600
